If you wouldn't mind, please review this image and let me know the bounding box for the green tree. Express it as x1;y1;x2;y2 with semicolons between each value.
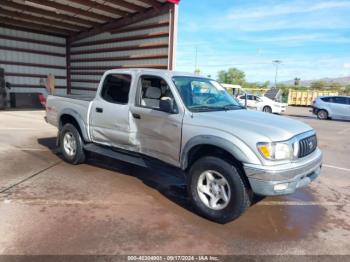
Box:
329;82;342;89
345;85;350;94
310;80;327;89
260;80;270;88
217;68;246;85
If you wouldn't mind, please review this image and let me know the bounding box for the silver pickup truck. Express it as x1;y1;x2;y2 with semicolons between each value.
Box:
46;69;322;223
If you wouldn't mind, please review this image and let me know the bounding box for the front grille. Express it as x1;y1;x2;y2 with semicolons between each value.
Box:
298;135;317;158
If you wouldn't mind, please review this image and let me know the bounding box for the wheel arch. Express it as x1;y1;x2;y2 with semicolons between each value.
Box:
263;105;272;111
181;135;253;171
317;108;330;118
58;109;89;142
319;108;329;113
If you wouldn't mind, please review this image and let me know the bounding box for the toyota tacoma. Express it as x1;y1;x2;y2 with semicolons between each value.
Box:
45;69;322;223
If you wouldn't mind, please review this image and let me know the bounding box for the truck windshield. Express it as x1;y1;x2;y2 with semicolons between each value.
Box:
172;76;243;112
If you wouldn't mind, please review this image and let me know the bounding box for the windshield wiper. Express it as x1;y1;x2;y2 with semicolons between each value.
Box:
221;104;245;110
190;104;244;112
190;106;225;112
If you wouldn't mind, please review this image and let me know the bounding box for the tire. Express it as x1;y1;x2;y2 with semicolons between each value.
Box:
187;156;251;224
59;123;85;164
317;109;328;120
263;106;272;113
251;194;266;205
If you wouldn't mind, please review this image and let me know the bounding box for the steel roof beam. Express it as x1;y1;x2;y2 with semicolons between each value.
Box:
1;0;98;27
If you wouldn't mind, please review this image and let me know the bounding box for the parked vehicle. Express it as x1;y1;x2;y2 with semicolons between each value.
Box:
237;94;287;114
312;96;350;120
221;83;243;97
45;69;322;223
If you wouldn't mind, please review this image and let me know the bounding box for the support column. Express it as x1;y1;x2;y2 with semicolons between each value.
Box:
66;37;71;94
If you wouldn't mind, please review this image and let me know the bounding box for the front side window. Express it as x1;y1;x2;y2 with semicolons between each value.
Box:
137;75;176;110
172;76;243;112
100;74;131;104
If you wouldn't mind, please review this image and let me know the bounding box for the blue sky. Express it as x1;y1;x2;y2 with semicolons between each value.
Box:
175;0;350;83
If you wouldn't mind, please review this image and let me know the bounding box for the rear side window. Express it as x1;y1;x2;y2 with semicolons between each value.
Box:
334;97;348;105
100;74;131;104
321;97;336;103
321;96;349;104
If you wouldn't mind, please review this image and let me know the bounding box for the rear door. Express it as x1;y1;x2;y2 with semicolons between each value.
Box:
90;73;134;149
129;74;184;166
330;97;350;119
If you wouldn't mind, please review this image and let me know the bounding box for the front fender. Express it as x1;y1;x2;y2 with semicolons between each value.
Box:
180;135;261;169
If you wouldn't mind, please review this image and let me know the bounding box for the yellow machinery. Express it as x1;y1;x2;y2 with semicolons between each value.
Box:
244;88;269;96
288;89;339;106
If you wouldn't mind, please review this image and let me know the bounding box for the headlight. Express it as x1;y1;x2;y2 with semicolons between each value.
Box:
257;142;293;160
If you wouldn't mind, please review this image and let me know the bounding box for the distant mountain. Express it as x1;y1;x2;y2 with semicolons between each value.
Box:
282;76;350;86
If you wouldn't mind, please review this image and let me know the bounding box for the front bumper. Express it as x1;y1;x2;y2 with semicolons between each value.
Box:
243;149;322;196
273;107;286;114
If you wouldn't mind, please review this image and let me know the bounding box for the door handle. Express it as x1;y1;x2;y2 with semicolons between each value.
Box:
96;107;103;113
132;113;141;119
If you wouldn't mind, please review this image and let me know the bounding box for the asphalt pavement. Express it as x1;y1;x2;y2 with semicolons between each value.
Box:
0;108;349;256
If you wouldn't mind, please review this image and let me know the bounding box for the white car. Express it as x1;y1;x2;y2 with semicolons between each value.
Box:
237;94;287;114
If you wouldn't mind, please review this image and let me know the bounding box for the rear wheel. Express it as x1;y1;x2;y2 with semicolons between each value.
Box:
263;106;272;113
187;156;251;224
59;123;85;164
317;109;328;120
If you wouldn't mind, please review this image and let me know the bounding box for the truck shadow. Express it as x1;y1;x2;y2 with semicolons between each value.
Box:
38;137;326;242
37;137;265;215
37;137;192;212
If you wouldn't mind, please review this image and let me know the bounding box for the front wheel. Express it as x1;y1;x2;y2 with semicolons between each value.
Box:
187;156;251;224
59;123;86;164
263;106;272;113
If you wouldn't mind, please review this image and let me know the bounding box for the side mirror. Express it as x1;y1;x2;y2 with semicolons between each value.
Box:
5;82;11;89
159;97;176;113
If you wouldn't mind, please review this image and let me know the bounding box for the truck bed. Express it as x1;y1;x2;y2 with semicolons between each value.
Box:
46;94;92;129
52;94;95;102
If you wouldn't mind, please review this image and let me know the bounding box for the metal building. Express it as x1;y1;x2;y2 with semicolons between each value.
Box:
0;0;179;107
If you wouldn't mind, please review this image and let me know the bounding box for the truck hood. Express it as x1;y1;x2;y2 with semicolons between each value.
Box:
192;109;313;142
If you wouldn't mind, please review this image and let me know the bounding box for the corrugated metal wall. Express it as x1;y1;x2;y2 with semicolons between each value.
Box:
0;6;175;98
70;12;171;96
0;27;67;96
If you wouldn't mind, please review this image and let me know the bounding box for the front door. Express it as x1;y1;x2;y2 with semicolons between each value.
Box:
246;95;257;109
129;74;184;167
90;73;133;149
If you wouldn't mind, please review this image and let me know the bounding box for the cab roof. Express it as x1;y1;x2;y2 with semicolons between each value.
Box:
104;68;211;79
